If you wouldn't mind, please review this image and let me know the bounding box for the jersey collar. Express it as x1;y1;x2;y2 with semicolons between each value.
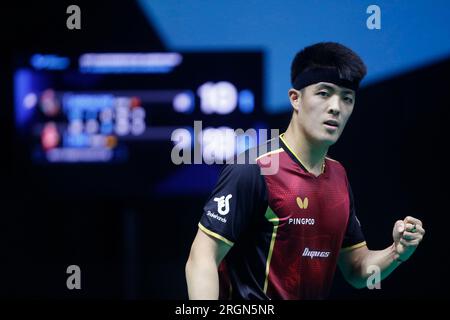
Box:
279;133;327;177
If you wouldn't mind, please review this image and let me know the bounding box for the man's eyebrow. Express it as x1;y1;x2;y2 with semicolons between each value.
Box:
316;83;354;95
316;84;334;91
341;89;355;96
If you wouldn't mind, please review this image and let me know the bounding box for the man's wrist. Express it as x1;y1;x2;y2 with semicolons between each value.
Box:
391;243;406;264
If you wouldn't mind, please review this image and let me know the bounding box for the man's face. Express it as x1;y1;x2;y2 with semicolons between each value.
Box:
289;82;355;147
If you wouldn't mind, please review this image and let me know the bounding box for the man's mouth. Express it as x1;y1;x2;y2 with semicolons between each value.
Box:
323;119;339;128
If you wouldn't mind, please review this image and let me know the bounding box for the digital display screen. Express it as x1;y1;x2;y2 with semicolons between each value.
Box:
13;51;265;196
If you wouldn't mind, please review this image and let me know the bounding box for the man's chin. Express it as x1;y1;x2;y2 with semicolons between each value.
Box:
323;139;337;147
305;131;340;148
315;135;339;148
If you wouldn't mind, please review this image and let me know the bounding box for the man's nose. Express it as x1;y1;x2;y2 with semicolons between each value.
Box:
327;96;341;115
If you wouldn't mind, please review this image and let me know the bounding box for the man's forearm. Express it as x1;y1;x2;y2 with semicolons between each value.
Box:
352;243;401;288
185;258;220;299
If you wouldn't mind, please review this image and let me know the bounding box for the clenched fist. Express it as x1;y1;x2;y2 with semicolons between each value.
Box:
393;216;425;262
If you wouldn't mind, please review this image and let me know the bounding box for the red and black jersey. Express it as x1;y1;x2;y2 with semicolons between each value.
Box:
199;134;366;300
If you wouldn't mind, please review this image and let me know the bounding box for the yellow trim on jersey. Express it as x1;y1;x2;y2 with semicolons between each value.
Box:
279;133;303;164
263;206;280;293
340;241;367;252
255;148;284;161
280;133;325;174
198;223;234;247
325;156;338;163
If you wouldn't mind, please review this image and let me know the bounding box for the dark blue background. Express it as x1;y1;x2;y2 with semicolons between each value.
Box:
1;0;448;299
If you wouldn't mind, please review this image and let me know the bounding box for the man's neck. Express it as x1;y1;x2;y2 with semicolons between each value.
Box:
283;122;328;176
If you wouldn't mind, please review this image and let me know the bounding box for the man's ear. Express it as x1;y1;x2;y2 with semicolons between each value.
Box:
288;88;301;111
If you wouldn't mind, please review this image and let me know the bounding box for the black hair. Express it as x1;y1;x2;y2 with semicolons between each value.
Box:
290;42;367;86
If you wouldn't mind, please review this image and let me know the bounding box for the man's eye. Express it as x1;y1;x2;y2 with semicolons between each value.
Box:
344;97;354;103
317;91;329;97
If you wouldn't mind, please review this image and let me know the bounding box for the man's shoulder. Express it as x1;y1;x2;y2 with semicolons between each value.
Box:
325;157;350;181
218;138;282;181
219;153;261;180
231;137;282;166
325;156;344;169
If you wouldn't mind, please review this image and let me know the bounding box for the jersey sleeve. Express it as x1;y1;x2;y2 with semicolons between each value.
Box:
199;163;266;246
341;182;366;251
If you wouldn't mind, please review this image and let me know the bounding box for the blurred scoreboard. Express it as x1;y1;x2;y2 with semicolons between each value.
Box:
13;51;265;196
